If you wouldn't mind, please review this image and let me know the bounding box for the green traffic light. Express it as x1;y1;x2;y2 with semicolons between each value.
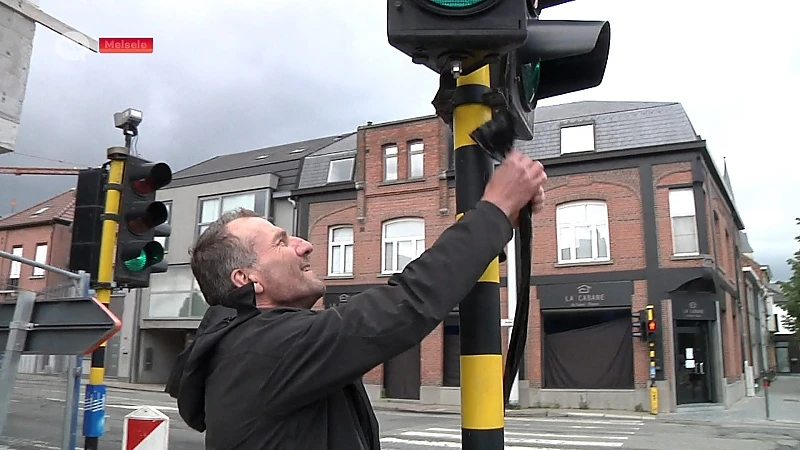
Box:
520;60;541;107
123;251;149;272
122;242;164;272
426;0;487;8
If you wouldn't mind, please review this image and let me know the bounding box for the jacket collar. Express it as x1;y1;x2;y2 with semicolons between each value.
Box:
219;282;258;311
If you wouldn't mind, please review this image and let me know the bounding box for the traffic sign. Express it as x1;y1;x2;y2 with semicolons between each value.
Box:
0;296;121;355
122;406;169;450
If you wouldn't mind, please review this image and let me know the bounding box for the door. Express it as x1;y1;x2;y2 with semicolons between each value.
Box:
776;342;791;373
675;322;712;405
383;344;421;400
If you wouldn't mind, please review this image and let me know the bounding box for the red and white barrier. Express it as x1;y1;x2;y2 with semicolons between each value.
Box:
122;406;169;450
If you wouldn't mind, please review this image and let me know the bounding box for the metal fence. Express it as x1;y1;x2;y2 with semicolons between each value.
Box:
0;250;89;450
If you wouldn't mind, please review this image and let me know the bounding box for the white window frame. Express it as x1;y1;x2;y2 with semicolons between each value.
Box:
9;246;23;279
560;124;596;154
669;188;700;256
327;158;354;183
381;218;425;274
328;226;354;276
197;190;264;237
384;145;398;181
32;243;48;277
408;141;424;179
556;201;611;264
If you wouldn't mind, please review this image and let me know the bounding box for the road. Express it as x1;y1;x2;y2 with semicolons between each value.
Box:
2;376;800;449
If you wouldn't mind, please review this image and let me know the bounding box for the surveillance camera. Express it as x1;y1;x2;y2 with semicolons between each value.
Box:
114;108;143;130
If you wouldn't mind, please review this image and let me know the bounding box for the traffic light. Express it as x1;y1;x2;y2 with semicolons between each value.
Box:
113;155;172;289
637;305;656;342
386;0;528;76
69;167;108;283
491;4;611;141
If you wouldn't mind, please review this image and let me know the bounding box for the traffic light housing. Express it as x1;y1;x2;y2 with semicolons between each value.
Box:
113;155;172;289
69;167;108;283
638;305;656;342
387;0;528;76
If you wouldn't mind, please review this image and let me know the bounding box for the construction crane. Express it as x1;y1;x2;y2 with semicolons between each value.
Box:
0;166;85;213
0;166;82;176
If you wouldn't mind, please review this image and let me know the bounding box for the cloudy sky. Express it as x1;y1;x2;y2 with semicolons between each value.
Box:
1;0;798;280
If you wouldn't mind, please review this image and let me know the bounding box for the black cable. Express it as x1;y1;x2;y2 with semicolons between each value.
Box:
470;109;533;407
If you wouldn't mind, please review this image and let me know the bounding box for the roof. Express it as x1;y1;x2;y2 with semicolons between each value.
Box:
168;134;350;191
0;189;75;230
516;101;700;159
296;133;358;189
768;283;787;304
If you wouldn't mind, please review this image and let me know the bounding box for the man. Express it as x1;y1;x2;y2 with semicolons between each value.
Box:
166;150;547;449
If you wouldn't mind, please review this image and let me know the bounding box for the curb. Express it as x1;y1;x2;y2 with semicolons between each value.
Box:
371;405;651;420
660;417;800;428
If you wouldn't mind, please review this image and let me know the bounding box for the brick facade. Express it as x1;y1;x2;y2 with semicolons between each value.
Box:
299;115;745;408
0;223;73;299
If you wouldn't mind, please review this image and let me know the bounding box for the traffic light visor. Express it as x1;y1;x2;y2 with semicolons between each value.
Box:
126;201;169;234
122;241;165;272
129;162;172;195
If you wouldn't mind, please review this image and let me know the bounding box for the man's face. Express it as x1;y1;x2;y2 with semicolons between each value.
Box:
228;216;326;308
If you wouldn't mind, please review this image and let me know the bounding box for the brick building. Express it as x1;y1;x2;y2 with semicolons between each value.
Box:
0;189;76;374
0;189;75;299
291;101;751;413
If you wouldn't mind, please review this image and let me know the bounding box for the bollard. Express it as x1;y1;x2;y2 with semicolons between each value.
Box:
122;406;169;450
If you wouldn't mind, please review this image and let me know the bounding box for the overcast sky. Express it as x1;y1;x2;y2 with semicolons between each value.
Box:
1;0;798;281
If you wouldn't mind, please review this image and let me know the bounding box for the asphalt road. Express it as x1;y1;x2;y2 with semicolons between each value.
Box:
2;376;799;449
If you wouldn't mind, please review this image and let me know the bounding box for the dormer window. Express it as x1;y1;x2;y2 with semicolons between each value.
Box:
560;124;595;154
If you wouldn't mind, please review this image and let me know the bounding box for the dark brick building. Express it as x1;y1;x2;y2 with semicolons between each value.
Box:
291;101;750;412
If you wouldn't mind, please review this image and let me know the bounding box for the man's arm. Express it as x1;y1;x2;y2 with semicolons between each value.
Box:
262;200;514;412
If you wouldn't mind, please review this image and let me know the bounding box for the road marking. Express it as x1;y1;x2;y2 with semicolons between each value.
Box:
399;430;624;447
561;411;655;420
380;437;560;449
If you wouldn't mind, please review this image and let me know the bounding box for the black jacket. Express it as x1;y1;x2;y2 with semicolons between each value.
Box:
165;200;514;449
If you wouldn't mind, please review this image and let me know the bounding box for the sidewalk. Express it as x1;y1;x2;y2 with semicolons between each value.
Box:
659;374;800;426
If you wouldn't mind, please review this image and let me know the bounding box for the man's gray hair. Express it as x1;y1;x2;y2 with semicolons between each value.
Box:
189;208;263;306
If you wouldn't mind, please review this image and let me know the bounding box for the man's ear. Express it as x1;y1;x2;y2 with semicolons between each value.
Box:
230;269;250;289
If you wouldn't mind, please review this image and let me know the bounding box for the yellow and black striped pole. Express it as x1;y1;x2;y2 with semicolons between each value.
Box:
453;64;505;450
83;146;128;450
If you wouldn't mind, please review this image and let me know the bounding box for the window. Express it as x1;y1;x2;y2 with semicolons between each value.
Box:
556;201;610;263
197;190;267;236
382;218;425;273
560;124;595;154
9;246;23;279
409;141;424;178
384;145;398;181
669;188;699;255
328;226;354;276
327;158;354;183
147;266;208;318
155;202;171;252
32;244;47;277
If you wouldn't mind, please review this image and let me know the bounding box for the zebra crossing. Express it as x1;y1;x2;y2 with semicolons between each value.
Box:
381;414;648;449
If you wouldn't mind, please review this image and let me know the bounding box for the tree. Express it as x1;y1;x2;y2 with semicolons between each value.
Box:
779;217;800;335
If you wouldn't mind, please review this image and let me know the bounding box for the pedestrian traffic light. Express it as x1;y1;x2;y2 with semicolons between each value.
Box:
386;0;528;76
637;304;656;342
113;155;172;289
69;167;108;283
